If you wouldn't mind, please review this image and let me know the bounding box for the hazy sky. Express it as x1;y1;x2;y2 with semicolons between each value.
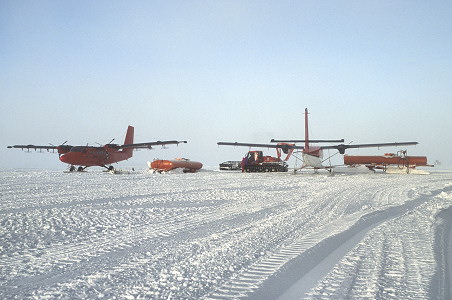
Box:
1;0;451;169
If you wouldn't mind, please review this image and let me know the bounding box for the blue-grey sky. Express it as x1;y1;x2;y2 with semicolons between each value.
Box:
1;0;451;169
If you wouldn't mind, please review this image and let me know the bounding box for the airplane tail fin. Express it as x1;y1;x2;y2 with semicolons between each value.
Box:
123;126;134;158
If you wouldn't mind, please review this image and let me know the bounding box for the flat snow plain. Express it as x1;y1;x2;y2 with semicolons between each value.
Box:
1;168;451;299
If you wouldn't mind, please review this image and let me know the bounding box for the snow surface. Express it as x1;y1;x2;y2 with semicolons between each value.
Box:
1;169;451;299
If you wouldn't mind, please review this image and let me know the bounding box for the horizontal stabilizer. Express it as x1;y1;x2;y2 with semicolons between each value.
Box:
271;139;345;143
217;142;304;150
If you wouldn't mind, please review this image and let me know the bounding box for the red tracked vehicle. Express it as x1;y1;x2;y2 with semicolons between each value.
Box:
240;143;294;172
241;151;288;172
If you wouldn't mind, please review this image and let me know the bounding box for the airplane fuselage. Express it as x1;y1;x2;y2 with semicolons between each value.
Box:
59;145;132;167
302;146;323;168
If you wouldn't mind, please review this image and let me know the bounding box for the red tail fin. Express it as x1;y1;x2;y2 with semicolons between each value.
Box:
123;126;134;158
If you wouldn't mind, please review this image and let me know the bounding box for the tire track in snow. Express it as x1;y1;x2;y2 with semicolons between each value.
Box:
205;179;396;299
430;204;452;300
2;171;450;299
207;186;450;300
0;192;290;298
0;218;185;293
305;188;452;299
277;186;452;300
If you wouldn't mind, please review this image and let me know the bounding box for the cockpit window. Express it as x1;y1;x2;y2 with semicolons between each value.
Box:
70;146;86;152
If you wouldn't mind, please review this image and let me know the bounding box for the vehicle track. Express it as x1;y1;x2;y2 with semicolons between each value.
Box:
1;184;294;297
208;186;450;299
1;171;450;299
430;204;452;299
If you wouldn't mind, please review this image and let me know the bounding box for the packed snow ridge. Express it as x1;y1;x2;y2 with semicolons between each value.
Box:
1;169;451;299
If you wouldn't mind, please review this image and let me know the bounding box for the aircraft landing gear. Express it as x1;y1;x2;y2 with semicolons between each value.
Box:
67;165;87;172
101;165;116;173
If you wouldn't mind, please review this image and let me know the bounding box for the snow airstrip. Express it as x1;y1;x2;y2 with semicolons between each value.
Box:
1;168;451;299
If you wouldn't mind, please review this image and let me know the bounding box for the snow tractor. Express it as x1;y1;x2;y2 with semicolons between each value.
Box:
241;150;289;172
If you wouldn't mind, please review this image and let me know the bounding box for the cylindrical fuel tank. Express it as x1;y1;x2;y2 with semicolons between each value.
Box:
344;155;428;166
150;159;203;172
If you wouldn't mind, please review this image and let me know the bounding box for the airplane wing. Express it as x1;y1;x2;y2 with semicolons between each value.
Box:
7;144;72;152
8;145;58;150
320;142;418;154
217;142;305;150
121;141;187;149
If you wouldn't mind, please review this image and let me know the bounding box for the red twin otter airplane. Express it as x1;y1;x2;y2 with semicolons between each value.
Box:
7;126;187;172
218;108;419;172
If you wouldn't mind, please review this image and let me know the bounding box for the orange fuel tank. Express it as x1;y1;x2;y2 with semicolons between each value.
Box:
149;158;203;173
344;154;428;166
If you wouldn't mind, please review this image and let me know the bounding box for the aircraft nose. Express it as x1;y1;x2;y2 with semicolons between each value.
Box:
59;153;72;164
59;154;67;163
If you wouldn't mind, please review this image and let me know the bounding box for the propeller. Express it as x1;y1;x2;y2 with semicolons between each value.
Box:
49;140;68;147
